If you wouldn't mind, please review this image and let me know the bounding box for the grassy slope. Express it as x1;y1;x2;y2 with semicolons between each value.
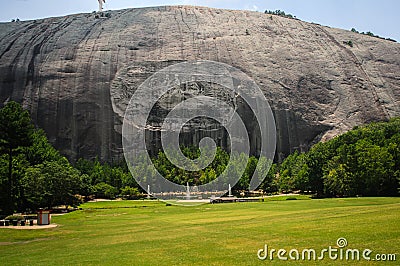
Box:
0;197;399;265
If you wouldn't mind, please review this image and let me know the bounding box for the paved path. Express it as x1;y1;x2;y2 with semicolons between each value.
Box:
0;224;58;230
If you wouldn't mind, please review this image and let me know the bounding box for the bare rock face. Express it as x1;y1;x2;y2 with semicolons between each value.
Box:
0;6;399;162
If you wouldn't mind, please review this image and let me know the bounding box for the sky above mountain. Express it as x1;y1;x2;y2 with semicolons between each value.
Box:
0;0;399;41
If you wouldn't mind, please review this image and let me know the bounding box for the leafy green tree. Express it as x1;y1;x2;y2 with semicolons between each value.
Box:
79;174;94;199
306;142;334;196
207;168;217;184
276;151;310;192
21;166;49;210
323;160;356;196
22;158;82;209
25;129;61;165
10;154;30;210
75;158;95;176
351;28;359;33
295;163;310;192
260;163;278;193
94;182;118;199
107;166;125;190
90;159;106;185
354;140;396;196
120;186;140;199
265;10;294;18
0;101;35;213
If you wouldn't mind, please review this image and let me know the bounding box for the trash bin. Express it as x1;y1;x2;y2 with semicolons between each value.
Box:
37;209;51;225
0;220;4;226
29;219;34;226
20;220;26;226
4;220;9;226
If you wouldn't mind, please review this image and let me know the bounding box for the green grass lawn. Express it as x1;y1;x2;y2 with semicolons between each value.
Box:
0;197;399;265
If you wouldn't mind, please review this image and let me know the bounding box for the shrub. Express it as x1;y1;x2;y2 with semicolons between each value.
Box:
94;182;118;199
120;186;141;200
264;10;295;19
351;28;359;33
351;28;396;42
343;40;353;47
365;31;375;37
386;38;397;42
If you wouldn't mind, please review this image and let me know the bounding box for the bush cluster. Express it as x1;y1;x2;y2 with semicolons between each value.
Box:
351;28;397;42
264;10;295;19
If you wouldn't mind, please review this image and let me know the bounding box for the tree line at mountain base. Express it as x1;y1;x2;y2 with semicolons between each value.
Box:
0;101;398;215
278;117;399;197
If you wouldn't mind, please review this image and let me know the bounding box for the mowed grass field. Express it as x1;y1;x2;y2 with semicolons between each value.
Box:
0;197;399;265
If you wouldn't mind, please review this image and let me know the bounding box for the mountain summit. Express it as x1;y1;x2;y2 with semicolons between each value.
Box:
0;6;399;161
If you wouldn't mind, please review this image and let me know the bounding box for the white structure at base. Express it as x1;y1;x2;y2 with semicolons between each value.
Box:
186;182;190;200
98;0;106;12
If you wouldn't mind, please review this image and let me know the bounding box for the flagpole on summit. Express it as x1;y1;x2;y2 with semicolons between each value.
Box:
98;0;106;12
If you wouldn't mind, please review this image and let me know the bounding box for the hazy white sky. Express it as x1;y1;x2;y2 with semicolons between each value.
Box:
0;0;399;41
